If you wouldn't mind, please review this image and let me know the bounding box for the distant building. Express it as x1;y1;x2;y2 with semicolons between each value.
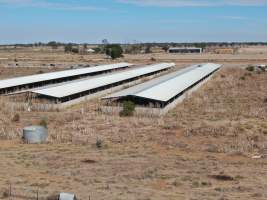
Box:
86;48;95;53
168;47;202;54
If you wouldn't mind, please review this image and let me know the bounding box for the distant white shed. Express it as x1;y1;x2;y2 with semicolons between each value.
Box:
86;48;95;53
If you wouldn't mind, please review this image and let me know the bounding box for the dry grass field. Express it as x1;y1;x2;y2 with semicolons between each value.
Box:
0;47;266;200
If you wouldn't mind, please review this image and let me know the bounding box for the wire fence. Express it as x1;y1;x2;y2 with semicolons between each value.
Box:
1;184;92;200
2;184;43;200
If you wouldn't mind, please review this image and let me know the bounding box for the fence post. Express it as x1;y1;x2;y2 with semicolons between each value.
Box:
9;183;12;200
36;187;39;200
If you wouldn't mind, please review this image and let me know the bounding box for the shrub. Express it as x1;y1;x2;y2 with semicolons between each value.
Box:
64;43;79;54
96;138;103;149
1;189;9;198
192;181;200;188
150;57;156;61
39;118;48;128
11;113;20;122
124;44;142;54
246;65;255;72
145;45;152;54
120;101;135;117
92;47;102;53
209;174;234;181
71;48;79;54
105;44;123;59
240;76;245;80
162;46;169;52
47;41;58;49
64;44;73;53
46;194;59;200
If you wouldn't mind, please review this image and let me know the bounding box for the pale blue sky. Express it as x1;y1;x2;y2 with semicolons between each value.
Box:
0;0;267;44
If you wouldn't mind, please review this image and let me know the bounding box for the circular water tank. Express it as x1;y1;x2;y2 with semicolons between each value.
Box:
23;126;48;144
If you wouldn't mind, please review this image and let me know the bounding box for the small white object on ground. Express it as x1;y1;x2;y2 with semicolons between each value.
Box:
252;155;263;159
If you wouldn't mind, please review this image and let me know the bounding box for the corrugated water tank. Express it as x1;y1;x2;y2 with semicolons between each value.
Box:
59;193;77;200
23;126;48;144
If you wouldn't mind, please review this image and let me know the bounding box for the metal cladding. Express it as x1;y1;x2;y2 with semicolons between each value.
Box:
0;63;132;90
103;63;221;103
23;126;48;144
32;63;175;99
168;47;202;53
59;193;76;200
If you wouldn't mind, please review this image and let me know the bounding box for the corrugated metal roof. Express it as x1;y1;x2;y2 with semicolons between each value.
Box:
103;63;221;103
59;193;75;200
0;63;132;90
32;63;175;98
169;47;202;50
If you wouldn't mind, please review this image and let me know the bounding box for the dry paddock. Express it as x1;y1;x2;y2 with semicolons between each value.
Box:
0;64;266;200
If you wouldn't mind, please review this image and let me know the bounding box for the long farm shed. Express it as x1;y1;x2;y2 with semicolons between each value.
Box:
31;63;175;103
0;63;132;94
103;63;221;109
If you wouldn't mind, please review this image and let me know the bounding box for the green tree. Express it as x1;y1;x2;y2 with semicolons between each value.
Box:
145;45;152;54
162;45;169;52
120;101;135;117
64;44;73;53
47;41;58;49
105;44;123;59
125;44;142;54
71;48;79;54
93;47;102;53
194;43;207;49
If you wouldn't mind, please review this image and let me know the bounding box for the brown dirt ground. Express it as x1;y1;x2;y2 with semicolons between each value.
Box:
0;48;266;200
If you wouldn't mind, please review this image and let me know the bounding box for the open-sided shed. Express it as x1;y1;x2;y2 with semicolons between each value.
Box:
0;62;132;94
103;63;221;109
31;63;175;103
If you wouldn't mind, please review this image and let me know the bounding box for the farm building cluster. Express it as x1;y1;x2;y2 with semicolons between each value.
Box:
0;62;221;115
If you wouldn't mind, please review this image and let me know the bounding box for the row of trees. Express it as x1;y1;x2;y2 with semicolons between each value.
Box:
2;41;267;49
63;43;123;59
4;40;267;60
104;44;152;59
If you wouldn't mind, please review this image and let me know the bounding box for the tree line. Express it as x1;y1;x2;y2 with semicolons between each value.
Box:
1;41;267;60
1;41;267;48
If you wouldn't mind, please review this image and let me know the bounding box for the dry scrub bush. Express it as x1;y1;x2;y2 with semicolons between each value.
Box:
11;113;20;122
119;101;135;117
168;68;267;154
39;118;48;128
46;193;59;200
1;188;9;199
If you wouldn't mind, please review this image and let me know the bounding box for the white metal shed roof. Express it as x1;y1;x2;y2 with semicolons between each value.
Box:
0;62;132;90
169;47;202;50
32;63;175;98
103;63;221;103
